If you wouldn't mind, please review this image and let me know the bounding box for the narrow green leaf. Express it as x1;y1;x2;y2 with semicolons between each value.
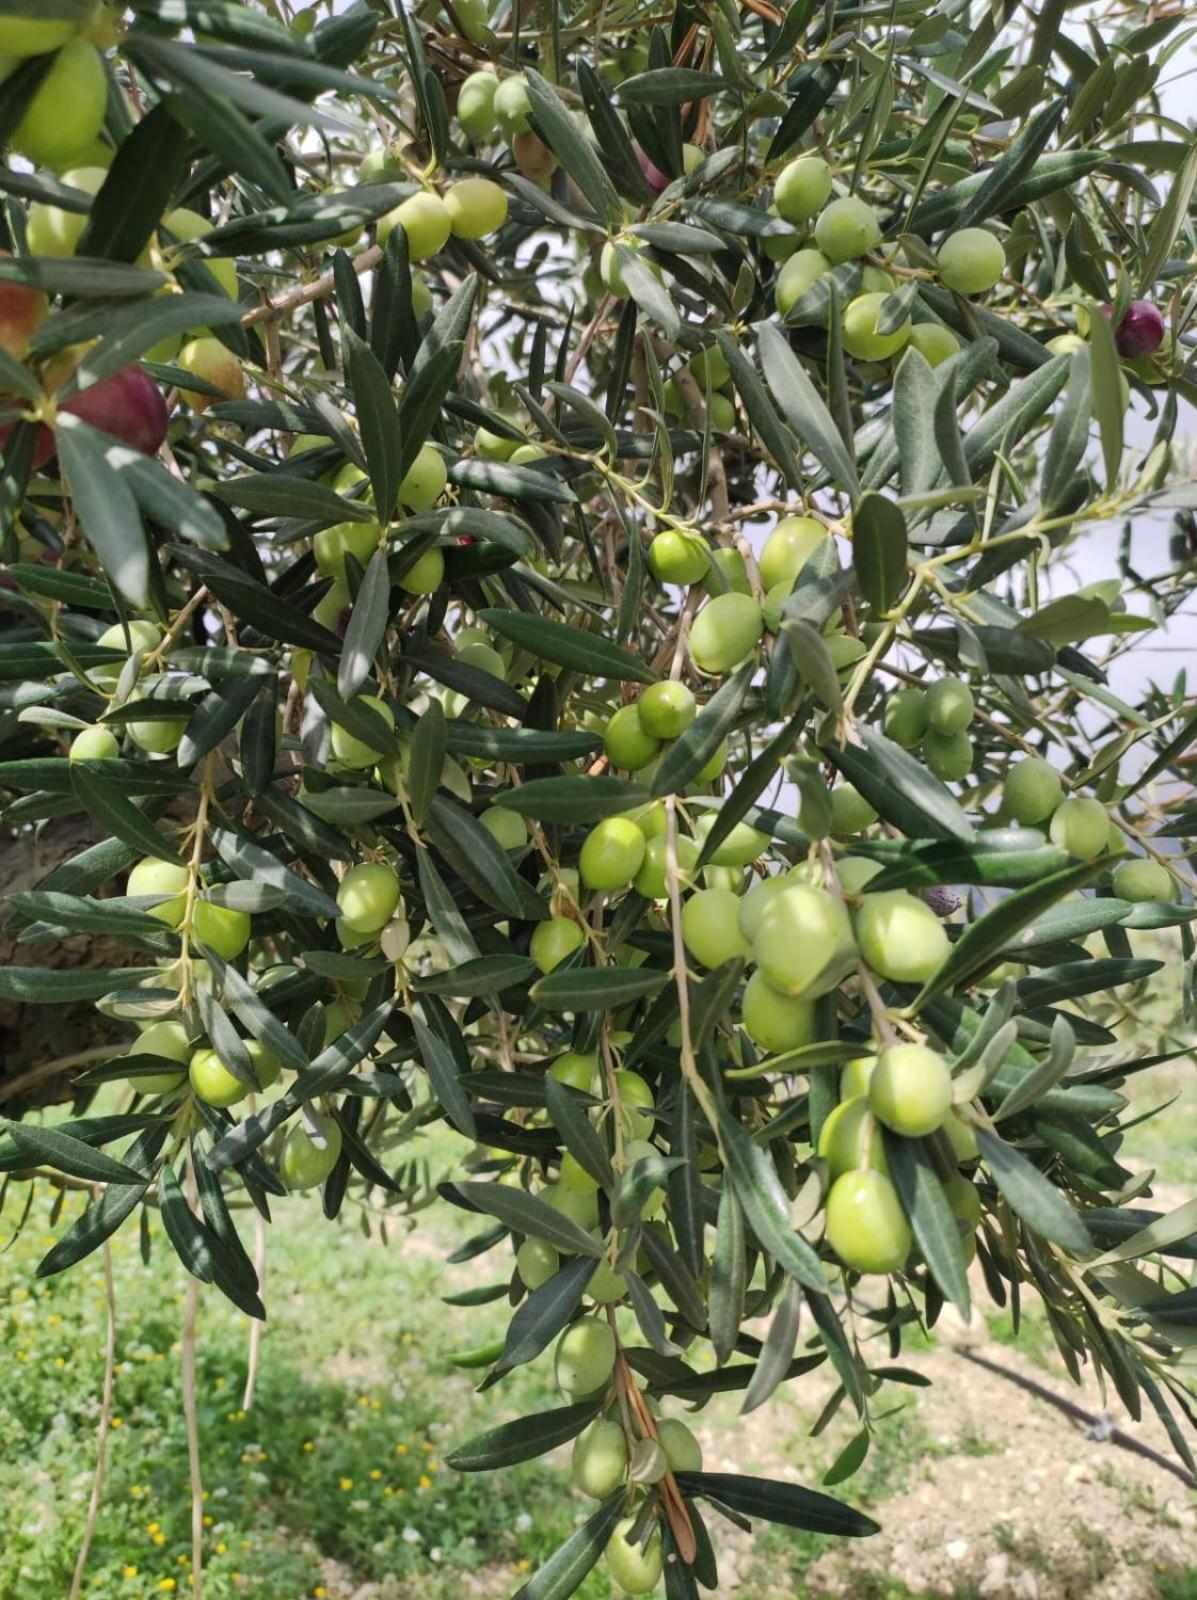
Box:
718;1111;826;1292
675;1472;879;1537
853;493;908;612
480;608;656;684
56;421;150;607
756;321;860;495
532;965;670;1011
822;726;976;843
884;1133;971;1315
911;861;1104;1009
5;1121;149;1187
413;1015;476;1137
977;1129;1092;1255
512;1494;624;1600
447;1401;601;1472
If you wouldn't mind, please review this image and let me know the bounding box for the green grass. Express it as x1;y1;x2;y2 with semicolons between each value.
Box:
0;1130;610;1600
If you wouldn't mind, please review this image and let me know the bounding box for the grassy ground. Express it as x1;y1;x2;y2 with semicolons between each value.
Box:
2;931;1195;1599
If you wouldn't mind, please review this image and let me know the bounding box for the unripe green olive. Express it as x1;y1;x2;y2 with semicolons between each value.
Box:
1004;756;1062;825
126;859;189;928
458;71;499;142
840;1053;878;1100
444;177;508;239
572;1419;628;1498
331;694;394;769
530;915;585;973
1049;796;1109;860
397;546;445;596
516;1237;559;1290
944;1111;980;1166
925;676;975;734
313;520;379;578
0;15;81;55
337;862;401;933
192;900;252;960
907;322;960;367
692;813;768;868
883;686;928;748
740;970;815;1053
842;291;911;361
69;725;119;761
936;227;1005;296
829;782;878;836
922;728;972;783
280;1114;343;1191
682;887;751;969
27;164;107;257
605;1519;663;1596
818;1096;886;1178
689;593;764;675
560;1149;600;1192
378;192;452;261
637;681;696;740
686;345;729;389
128;717;188;754
396;442;447;511
480;808;528;851
855;890;948;984
614;1069;654;1139
758;516;828;592
605;704;661;771
695;738;729;784
542;1181;600;1230
549;1050;598;1092
633;834;698;900
475;422;520;460
13;40;107;172
774;155;832;223
189;1043;277;1109
126;1020;192;1096
587;1255;629;1303
1111;858;1171;902
943;1175;982;1232
554;1316;616;1394
657;1416;702;1471
753;884;856;999
775;247;831;315
580;816;647;891
705;547;751;597
493;74;533;136
177;336;245;411
813;195;882;263
869;1042;953;1137
835;856;884;895
736;875;789;942
826;1169;911;1274
647;528;710;586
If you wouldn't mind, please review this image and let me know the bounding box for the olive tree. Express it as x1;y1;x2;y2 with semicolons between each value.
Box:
2;0;1197;1594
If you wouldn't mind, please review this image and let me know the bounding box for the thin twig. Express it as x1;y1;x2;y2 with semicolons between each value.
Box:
242;1206;268;1411
181;1160;205;1600
69;1235;117;1600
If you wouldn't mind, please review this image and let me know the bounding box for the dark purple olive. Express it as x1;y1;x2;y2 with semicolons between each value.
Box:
1109;299;1165;359
923;885;961;918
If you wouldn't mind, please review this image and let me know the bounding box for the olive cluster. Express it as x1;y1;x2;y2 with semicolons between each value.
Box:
553;1319;703;1593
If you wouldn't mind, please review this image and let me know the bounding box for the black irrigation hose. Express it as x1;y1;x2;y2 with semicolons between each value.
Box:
954;1347;1197;1491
